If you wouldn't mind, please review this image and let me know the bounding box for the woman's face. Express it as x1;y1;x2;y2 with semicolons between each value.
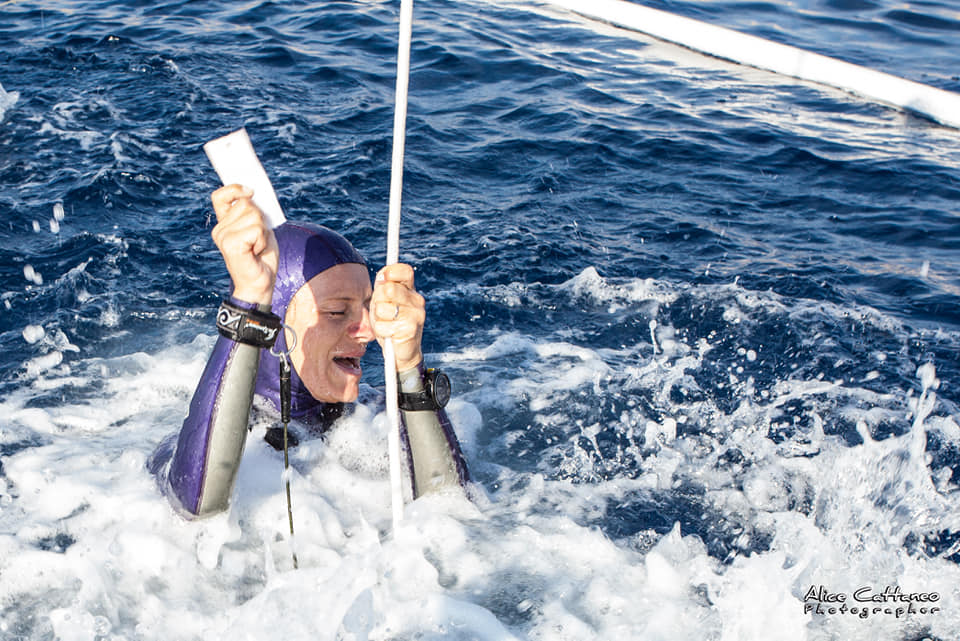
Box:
284;263;374;403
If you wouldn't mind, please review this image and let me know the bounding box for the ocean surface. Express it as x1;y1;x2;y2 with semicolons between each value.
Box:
1;0;959;639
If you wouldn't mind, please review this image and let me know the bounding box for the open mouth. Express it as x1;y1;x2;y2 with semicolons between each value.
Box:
333;356;362;376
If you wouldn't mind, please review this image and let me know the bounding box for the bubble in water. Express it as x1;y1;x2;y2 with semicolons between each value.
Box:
22;324;45;344
645;417;677;445
917;362;938;391
25;351;63;377
662;417;677;440
93;615;111;635
23;265;43;285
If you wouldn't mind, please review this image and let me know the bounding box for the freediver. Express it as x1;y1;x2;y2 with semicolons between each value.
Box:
153;184;468;517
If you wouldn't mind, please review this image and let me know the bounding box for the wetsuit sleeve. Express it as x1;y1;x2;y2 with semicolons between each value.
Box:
167;301;263;516
398;365;469;497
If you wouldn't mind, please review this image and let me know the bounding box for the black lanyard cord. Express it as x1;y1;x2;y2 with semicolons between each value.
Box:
271;325;299;570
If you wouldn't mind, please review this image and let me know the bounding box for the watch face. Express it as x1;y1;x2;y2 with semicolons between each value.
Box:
432;371;451;407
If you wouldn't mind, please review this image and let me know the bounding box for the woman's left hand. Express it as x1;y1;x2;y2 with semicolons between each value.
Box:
370;263;425;372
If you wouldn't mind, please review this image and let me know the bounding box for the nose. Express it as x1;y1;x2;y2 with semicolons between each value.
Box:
352;305;375;343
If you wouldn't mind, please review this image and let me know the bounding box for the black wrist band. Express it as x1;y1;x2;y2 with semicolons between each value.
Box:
216;299;282;348
398;368;451;412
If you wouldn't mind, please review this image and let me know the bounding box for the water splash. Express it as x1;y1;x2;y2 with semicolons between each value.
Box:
0;82;19;122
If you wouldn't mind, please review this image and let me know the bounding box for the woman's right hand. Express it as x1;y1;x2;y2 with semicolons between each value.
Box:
210;184;279;306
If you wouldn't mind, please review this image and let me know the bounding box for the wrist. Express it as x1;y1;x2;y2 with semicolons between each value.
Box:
398;361;426;393
227;296;272;314
394;351;423;375
231;287;273;308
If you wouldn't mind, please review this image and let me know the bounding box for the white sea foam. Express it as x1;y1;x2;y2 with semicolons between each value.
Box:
38;121;101;150
23;351;63;377
1;271;959;640
0;82;18;123
441;268;960;638
567;266;678;308
22;325;45;344
23;265;43;285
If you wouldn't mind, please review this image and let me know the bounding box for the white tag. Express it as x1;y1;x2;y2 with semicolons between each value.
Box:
203;128;287;229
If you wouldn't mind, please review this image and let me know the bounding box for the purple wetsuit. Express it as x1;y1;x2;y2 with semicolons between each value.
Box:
157;222;468;517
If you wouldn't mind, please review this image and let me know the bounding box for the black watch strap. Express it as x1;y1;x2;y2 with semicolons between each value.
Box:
398;368;451;412
216;299;281;348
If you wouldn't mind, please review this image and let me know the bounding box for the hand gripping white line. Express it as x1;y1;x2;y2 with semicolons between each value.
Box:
384;0;416;532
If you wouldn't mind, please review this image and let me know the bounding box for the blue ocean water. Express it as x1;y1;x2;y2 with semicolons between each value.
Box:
1;1;959;639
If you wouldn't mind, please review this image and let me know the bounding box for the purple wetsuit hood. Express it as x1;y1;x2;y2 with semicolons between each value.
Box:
254;221;366;417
